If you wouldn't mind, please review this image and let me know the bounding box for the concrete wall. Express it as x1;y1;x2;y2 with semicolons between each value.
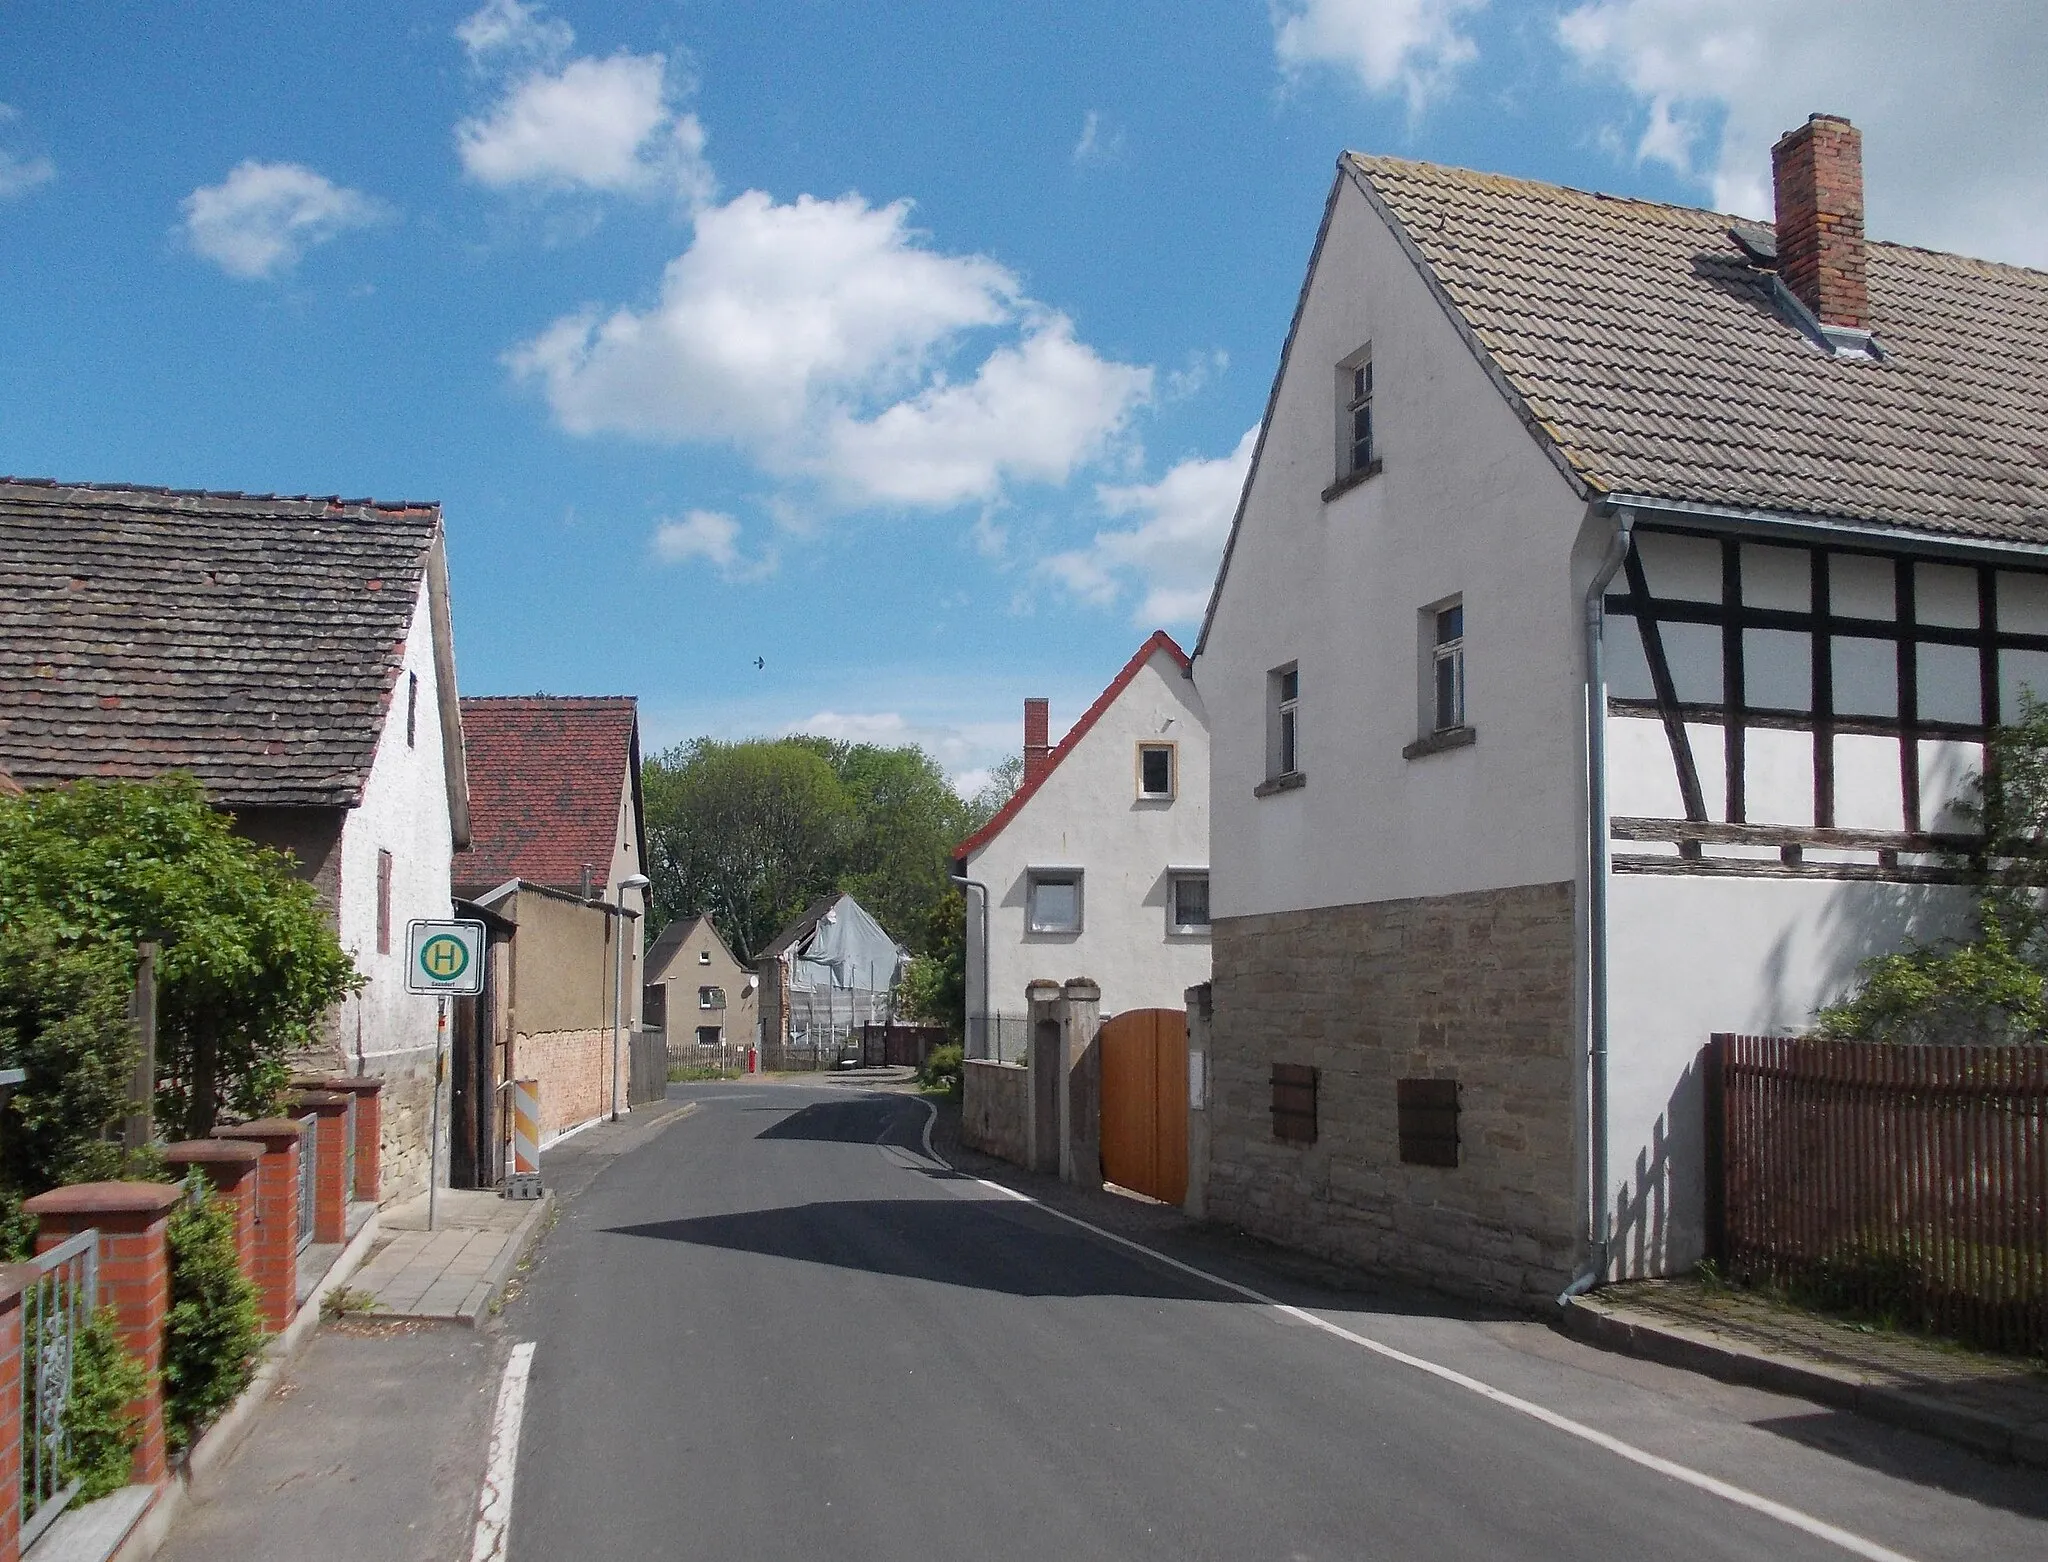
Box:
502;885;632;1141
1204;882;1580;1305
1197;174;1592;924
331;575;457;1204
961;1060;1029;1167
964;647;1212;1023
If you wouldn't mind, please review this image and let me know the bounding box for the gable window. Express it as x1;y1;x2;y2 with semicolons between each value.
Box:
1266;664;1301;781
698;949;712;965
1433;603;1466;731
1027;870;1083;934
1169;871;1211;934
699;986;726;1010
1327;346;1378;498
1138;742;1175;799
405;672;418;749
375;848;393;955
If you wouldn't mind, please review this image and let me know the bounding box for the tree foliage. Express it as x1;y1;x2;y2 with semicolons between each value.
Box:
644;736;981;964
0;776;361;1138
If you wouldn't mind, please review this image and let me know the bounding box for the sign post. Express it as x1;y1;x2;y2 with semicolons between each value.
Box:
406;920;486;1232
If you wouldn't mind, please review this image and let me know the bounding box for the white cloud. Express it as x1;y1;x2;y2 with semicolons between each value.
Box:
1073;110;1126;166
823;317;1151;508
457;0;572;65
1558;0;2048;266
457;51;713;206
651;508;775;580
0;106;53;198
510;188;1149;511
181;161;390;281
1041;425;1257;625
1272;0;1488;114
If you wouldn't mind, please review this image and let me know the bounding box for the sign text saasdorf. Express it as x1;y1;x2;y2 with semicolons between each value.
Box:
405;919;486;996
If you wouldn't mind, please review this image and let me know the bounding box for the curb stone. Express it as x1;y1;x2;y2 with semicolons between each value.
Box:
1557;1295;2048;1471
466;1192;555;1325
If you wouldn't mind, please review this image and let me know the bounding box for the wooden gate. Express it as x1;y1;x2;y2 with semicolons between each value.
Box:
1098;1008;1189;1205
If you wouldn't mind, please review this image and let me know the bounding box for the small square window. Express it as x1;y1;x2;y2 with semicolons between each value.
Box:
698;986;726;1010
696;1026;723;1047
1432;603;1465;732
1169;871;1210;934
1028;871;1082;934
1138;743;1175;798
698;949;712;965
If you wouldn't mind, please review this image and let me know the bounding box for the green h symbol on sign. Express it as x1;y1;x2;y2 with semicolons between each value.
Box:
421;935;469;982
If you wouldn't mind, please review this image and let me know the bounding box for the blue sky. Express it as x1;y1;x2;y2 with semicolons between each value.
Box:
2;2;2038;790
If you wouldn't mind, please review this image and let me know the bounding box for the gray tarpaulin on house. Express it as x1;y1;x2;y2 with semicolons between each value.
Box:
789;894;907;992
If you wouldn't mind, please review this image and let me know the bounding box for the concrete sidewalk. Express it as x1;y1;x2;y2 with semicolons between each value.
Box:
1562;1280;2048;1471
347;1190;551;1325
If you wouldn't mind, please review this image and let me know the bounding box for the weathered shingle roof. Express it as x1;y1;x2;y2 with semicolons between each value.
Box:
452;696;639;896
0;479;442;806
1347;154;2048;543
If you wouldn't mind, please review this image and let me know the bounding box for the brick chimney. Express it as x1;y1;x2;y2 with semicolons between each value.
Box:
1772;113;1868;330
1023;698;1052;785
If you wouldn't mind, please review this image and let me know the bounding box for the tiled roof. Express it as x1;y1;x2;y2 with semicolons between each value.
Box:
1347;154;2048;543
0;478;440;806
954;630;1191;864
759;893;844;961
453;696;639;895
647;913;739;980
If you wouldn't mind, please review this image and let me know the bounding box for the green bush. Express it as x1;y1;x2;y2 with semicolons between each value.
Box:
61;1305;149;1501
920;1042;963;1094
163;1174;262;1452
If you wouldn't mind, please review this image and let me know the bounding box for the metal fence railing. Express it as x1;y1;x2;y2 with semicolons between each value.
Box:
21;1228;97;1549
965;1014;1032;1064
1709;1034;2048;1354
296;1112;317;1251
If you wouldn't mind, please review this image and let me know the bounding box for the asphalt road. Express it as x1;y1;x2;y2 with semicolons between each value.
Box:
504;1083;2047;1562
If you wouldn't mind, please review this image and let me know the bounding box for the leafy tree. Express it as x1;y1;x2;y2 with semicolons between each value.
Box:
801;740;973;953
0;776;360;1138
643;740;852;962
965;752;1024;832
0;925;136;1209
898;890;968;1036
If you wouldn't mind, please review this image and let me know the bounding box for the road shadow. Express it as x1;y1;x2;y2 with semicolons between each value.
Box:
605;1197;1237;1303
1752;1408;2048;1521
753;1097;917;1145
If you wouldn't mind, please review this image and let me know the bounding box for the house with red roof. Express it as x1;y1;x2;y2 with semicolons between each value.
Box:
953;632;1209;1058
451;696;648;1153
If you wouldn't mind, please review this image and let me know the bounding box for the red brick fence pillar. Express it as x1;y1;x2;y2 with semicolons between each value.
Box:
162;1141;265;1278
209;1120;306;1334
286;1090;350;1244
305;1076;383;1203
0;1265;35;1562
22;1182;183;1488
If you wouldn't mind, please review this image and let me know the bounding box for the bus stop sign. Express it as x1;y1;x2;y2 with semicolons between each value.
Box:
406;919;486;996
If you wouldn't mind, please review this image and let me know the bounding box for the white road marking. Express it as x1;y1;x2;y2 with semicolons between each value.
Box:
912;1100;1916;1562
470;1341;538;1562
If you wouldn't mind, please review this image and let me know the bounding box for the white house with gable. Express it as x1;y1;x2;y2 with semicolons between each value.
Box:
955;631;1210;1057
1193;114;2048;1304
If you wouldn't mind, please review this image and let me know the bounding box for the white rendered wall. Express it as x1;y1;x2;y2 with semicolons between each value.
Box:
605;766;647;1024
334;575;457;1199
1605;872;1973;1279
964;649;1210;1021
1197;175;1593;921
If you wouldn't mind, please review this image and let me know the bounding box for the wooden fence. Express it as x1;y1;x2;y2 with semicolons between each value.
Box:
1707;1034;2048;1354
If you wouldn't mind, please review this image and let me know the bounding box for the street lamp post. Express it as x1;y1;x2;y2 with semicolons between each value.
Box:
612;873;653;1120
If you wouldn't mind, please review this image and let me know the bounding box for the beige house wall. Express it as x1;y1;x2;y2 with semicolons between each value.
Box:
647;918;757;1054
500;885;635;1141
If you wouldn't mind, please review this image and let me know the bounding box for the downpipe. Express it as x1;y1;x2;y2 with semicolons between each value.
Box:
948;870;991;1057
1560;504;1635;1307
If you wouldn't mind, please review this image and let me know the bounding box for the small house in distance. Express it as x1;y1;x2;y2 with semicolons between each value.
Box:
644;914;756;1064
756;893;907;1069
953;631;1210;1059
0;477;471;1203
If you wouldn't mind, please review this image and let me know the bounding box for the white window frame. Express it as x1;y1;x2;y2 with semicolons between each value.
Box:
1268;663;1301;779
1428;599;1466;734
1026;869;1084;935
698;985;726;1010
1335;345;1375;482
1168;869;1211;935
1137;741;1176;800
698;949;712;965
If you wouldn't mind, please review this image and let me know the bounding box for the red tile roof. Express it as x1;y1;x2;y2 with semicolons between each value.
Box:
953;631;1190;864
453;696;641;895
